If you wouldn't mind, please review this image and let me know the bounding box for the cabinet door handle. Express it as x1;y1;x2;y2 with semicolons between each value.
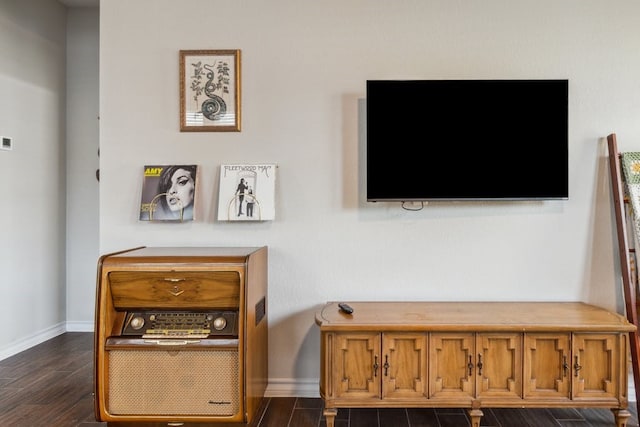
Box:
573;355;582;377
562;355;569;377
467;356;474;376
477;354;483;376
373;355;379;377
383;355;389;376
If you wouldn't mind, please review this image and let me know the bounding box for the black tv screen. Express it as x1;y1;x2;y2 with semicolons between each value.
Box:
366;79;569;202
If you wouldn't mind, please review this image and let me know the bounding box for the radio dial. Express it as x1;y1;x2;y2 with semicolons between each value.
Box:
130;316;145;330
213;316;227;331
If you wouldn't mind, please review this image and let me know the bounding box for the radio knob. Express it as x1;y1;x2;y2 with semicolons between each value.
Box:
213;317;227;331
130;316;145;330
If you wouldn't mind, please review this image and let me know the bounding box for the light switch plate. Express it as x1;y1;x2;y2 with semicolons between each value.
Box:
1;136;12;151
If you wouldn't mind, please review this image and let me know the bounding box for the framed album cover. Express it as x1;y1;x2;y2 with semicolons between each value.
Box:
139;165;198;222
217;164;277;221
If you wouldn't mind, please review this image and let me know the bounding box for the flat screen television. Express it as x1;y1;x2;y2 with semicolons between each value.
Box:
366;79;569;202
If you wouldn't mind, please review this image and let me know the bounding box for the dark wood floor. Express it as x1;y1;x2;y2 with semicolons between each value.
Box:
0;332;638;427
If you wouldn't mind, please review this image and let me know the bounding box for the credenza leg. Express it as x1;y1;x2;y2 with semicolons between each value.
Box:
612;408;631;427
323;408;337;427
468;408;483;427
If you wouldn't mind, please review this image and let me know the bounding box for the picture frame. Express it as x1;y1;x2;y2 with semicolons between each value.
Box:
179;49;241;132
217;164;277;221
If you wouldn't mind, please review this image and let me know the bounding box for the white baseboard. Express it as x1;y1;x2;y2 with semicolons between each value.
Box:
0;323;66;361
265;378;320;398
66;320;94;332
0;321;92;361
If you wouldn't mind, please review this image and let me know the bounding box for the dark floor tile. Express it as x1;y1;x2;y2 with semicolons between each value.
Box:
378;408;409;427
556;420;589;427
578;407;637;427
259;396;296;427
55;394;100;425
350;407;379;427
521;408;563;425
335;407;349;420
548;407;586;421
438;412;470;427
477;408;502;427
289;407;322;427
296;397;324;409
491;407;537;427
319;419;349;427
407;407;440;427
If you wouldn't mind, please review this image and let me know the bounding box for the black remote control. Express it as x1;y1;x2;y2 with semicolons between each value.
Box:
338;303;354;315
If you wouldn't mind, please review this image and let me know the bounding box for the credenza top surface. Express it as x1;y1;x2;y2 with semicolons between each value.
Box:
315;301;636;332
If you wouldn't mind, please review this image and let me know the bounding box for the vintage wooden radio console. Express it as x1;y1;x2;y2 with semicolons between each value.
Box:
94;246;268;425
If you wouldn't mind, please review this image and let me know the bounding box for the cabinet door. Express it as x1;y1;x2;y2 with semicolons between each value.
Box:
476;333;522;400
523;333;570;400
428;333;475;402
332;333;381;399
381;333;428;400
571;333;620;401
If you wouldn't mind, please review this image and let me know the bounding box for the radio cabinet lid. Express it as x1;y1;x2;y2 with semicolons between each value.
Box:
101;246;267;267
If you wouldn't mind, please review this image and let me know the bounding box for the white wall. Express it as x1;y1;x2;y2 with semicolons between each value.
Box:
0;2;99;359
0;0;67;354
97;0;640;396
65;7;99;330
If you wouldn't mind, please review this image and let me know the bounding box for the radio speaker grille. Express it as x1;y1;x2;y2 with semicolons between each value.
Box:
108;349;239;416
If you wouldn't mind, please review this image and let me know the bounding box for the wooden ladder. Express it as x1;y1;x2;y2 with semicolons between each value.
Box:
607;132;640;411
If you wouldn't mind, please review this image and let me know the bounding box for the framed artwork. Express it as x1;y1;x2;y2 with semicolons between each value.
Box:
217;164;277;221
179;49;241;132
139;165;199;222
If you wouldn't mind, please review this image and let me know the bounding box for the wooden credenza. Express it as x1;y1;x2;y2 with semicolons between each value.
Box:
315;302;636;427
